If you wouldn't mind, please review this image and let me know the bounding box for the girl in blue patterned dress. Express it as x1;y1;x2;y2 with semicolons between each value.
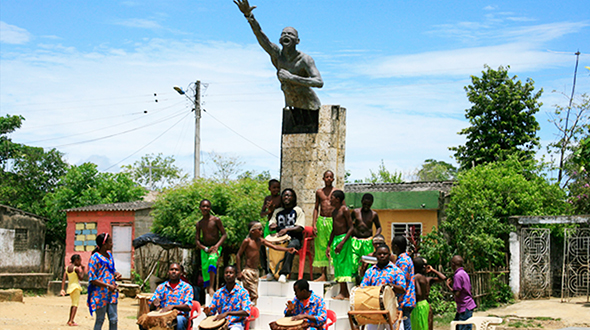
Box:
88;233;122;330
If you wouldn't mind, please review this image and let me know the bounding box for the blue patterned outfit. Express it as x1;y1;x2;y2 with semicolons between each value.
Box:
284;291;327;330
209;283;252;328
148;280;194;330
396;252;416;330
88;251;118;330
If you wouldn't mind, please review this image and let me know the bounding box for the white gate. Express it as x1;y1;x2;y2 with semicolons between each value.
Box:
561;228;590;302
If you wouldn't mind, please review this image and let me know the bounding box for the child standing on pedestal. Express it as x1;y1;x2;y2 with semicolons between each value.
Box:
312;170;335;282
195;199;227;296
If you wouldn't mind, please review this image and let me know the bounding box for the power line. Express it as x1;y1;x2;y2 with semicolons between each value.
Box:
51;110;188;148
104;112;192;171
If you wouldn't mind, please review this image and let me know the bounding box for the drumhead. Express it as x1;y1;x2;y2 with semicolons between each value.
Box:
380;285;396;321
200;316;228;329
147;310;175;317
265;234;290;243
136;293;154;299
276;316;304;327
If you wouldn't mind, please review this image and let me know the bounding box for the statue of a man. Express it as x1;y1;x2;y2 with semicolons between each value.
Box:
234;0;324;111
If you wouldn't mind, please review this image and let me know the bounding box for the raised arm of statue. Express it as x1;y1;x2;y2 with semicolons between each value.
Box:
234;0;280;62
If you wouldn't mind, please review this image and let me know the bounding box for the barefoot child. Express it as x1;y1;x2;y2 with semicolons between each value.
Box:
312;170;335;281
195;199;227;296
412;257;447;330
60;254;85;326
326;190;354;299
351;193;382;280
236;221;297;304
260;179;281;279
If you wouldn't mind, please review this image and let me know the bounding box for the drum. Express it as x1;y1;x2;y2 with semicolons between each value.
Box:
269;316;309;330
199;316;229;330
136;310;178;330
136;293;154;318
265;234;290;280
349;285;397;326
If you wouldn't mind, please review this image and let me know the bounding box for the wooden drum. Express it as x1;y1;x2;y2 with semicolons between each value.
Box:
349;285;397;326
136;293;154;319
137;310;178;330
266;234;290;280
269;316;309;330
199;316;229;330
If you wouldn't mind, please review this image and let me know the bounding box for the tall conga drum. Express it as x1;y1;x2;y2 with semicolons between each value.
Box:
137;310;178;330
199;316;229;330
349;285;397;326
265;234;290;280
136;293;154;318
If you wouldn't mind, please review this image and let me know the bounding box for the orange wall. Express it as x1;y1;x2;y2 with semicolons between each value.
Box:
375;209;438;246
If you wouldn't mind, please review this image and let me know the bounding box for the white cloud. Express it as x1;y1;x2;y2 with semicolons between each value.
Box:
0;21;32;44
112;18;163;29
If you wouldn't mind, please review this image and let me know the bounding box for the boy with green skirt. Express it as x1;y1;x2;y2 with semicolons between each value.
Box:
195;199;227;296
312;170;335;281
326;190;354;300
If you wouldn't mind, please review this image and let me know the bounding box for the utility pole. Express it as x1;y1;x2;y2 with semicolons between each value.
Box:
194;80;201;179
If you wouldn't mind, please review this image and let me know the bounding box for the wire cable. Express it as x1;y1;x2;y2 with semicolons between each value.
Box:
103;111;192;171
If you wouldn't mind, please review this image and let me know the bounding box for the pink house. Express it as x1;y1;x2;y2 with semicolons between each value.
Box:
64;201;153;278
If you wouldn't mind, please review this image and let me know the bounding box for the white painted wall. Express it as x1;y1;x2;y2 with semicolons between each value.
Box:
0;228;42;269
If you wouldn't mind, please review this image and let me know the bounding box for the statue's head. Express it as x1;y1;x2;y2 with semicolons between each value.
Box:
280;27;299;48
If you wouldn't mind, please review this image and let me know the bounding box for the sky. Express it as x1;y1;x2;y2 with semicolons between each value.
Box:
1;0;589;182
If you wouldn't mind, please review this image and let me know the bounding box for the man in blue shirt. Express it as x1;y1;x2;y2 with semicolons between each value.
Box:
143;262;194;330
205;265;252;330
283;279;327;330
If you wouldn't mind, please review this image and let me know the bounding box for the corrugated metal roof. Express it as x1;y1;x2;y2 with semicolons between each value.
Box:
344;181;455;193
63;201;154;212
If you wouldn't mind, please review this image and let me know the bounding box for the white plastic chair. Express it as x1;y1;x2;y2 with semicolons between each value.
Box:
450;317;503;330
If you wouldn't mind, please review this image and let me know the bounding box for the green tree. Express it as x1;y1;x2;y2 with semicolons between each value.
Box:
415;159;457;181
151;177;267;253
566;133;590;214
122;153;188;190
44;163;146;243
1;115;68;215
207;151;244;183
548;94;590;185
451;65;542;169
365;160;404;183
421;156;567;270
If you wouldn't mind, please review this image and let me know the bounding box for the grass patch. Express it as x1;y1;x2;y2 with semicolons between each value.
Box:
433;312;456;328
23;289;46;296
126;316;137;320
507;318;544;328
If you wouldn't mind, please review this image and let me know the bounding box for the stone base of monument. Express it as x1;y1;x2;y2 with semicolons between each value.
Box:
202;280;352;330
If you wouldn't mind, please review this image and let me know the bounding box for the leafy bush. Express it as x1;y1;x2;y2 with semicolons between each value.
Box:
151;177;267;252
429;285;456;315
481;274;514;309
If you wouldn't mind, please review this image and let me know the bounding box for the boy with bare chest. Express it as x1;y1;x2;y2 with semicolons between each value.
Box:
237;221;297;304
351;193;382;279
312;170;335;281
326;190;354;299
195;199;227;296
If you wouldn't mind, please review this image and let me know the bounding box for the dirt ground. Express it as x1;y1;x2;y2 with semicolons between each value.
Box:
472;296;590;330
1;294;589;330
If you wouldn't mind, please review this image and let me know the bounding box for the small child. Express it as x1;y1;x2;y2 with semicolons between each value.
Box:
60;254;85;326
260;179;281;279
358;234;386;280
326;190;354;300
236;221;297;304
412;257;447;330
195;199;227;296
312;170;335;281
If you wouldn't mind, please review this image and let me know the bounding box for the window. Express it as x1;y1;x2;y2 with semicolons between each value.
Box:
391;222;422;250
14;228;28;251
74;222;98;252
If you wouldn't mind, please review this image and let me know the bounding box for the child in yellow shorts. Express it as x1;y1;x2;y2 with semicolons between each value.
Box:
60;254;85;326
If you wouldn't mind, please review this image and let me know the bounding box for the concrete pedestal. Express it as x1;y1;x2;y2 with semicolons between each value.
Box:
280;105;347;223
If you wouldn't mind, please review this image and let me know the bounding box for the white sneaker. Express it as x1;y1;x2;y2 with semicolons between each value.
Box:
278;274;287;283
